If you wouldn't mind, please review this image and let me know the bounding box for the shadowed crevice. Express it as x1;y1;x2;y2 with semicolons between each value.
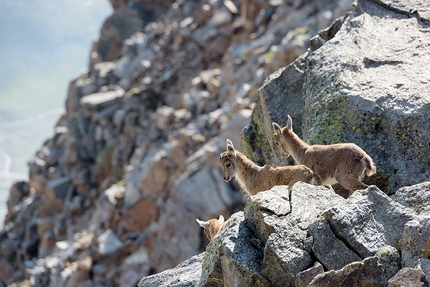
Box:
324;218;364;260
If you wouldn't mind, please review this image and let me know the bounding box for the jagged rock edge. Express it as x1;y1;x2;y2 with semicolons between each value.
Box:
370;0;430;23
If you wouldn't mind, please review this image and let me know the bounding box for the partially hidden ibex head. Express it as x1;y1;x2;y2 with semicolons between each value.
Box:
219;139;238;182
196;215;225;241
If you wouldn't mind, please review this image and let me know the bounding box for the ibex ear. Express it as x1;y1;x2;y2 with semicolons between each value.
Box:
196;218;209;229
226;139;236;156
218;215;225;224
286;115;293;131
272;122;282;135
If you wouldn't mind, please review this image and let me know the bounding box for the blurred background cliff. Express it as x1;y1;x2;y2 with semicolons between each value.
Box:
0;0;112;227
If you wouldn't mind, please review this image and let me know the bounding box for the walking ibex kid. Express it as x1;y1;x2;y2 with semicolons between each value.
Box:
272;115;376;194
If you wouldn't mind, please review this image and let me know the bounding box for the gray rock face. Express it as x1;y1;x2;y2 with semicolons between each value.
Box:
243;0;430;193
295;262;324;287
198;212;272;287
308;218;362;270
309;257;386;287
373;0;430;22
199;184;337;287
398;218;430;269
392;181;430;215
139;179;430;286
387;267;426;287
242;54;308;166
323;186;415;258
304;0;430;192
244;183;345;287
420;258;430;284
138;253;204;287
376;245;402;281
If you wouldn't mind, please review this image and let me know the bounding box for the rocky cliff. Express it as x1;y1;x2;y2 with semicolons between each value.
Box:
244;0;430;195
138;0;430;286
2;0;430;286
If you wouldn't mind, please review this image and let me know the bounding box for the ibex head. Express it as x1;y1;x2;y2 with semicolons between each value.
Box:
219;139;238;182
196;215;225;240
272;115;293;157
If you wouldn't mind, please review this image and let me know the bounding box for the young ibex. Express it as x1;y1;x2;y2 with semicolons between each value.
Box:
272;115;376;193
219;139;320;196
196;215;228;241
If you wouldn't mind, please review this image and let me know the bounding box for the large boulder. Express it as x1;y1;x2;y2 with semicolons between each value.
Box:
391;181;430;216
309;257;386;287
243;0;430;193
139;182;430;286
137;253;204;287
198;212;272;287
323;186;415;258
308;218;361;271
392;182;430;269
248;184;345;287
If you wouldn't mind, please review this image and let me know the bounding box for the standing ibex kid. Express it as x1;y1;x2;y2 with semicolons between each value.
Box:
272;115;376;193
219;139;320;196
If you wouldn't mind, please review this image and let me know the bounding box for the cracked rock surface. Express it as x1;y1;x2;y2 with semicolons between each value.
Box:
140;182;430;286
